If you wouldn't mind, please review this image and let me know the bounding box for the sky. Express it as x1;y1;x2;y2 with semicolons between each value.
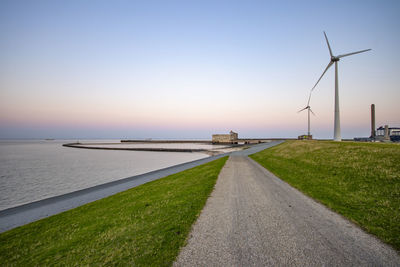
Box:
0;0;399;139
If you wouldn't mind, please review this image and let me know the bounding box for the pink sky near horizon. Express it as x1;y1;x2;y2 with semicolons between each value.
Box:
1;1;399;139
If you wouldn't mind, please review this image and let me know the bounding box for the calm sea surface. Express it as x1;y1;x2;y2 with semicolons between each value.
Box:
0;140;208;211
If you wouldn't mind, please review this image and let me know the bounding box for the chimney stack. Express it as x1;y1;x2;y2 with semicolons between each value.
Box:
371;104;376;138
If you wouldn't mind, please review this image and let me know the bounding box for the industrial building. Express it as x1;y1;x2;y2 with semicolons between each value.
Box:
212;131;238;144
375;126;400;142
354;104;400;142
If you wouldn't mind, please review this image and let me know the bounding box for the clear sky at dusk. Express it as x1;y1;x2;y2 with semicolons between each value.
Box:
0;0;399;139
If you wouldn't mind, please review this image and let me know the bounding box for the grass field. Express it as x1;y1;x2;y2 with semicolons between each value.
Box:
250;141;400;250
0;156;228;266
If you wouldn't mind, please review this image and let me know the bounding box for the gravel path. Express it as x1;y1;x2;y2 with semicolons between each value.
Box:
174;155;400;266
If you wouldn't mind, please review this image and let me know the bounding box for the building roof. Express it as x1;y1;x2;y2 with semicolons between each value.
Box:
377;126;400;130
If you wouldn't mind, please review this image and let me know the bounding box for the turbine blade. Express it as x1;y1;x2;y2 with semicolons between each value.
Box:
324;31;333;57
310;108;316;116
298;107;307;113
311;61;334;91
307;91;312;106
337;49;371;59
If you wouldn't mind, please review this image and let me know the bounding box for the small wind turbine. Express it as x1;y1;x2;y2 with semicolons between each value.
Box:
298;92;315;138
311;32;371;141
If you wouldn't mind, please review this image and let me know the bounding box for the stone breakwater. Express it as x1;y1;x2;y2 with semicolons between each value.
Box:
121;140;212;144
62;143;208;153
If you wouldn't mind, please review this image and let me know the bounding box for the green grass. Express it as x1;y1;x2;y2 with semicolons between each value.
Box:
250;141;400;250
0;157;228;266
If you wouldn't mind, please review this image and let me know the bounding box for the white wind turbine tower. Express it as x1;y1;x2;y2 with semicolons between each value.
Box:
298;92;315;138
311;32;371;141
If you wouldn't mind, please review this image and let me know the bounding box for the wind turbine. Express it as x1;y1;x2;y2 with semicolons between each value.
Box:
311;32;371;141
298;92;315;138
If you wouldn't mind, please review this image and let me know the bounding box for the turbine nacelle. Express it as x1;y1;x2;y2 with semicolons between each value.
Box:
298;105;315;115
311;32;371;92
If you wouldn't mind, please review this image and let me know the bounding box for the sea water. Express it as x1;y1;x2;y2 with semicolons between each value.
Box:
0;140;208;211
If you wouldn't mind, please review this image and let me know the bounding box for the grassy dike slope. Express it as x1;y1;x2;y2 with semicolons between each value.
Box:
250;141;400;250
0;157;228;266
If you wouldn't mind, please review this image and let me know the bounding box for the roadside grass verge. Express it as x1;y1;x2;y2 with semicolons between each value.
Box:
0;156;228;266
250;141;400;250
